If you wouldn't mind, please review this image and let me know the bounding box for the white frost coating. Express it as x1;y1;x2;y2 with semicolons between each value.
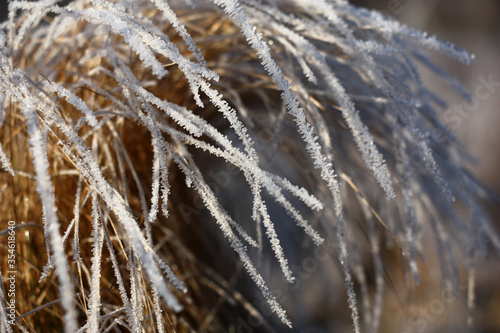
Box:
0;1;496;331
165;126;323;245
149;0;209;68
0;143;14;176
71;178;84;263
340;3;474;65
0;51;184;318
71;148;185;312
44;81;99;128
24;106;79;333
88;193;105;333
209;2;359;327
211;0;345;216
148;133;164;225
260;13;395;199
166;138;292;326
81;7;169;79
151;285;166;333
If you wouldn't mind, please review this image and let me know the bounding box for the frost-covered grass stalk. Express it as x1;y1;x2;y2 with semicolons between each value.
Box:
0;0;498;332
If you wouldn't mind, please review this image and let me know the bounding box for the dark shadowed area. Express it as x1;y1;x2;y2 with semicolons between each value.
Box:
0;2;7;22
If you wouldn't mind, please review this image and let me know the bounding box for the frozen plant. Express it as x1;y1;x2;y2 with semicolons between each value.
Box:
0;0;498;332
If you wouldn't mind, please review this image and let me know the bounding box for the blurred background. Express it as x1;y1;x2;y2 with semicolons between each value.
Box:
351;0;500;195
349;1;500;332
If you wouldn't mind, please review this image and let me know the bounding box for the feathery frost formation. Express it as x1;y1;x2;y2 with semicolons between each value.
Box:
0;0;497;332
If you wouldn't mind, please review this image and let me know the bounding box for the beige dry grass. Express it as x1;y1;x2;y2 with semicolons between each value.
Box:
0;1;498;332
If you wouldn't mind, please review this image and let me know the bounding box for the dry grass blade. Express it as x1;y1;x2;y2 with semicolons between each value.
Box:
0;1;497;332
